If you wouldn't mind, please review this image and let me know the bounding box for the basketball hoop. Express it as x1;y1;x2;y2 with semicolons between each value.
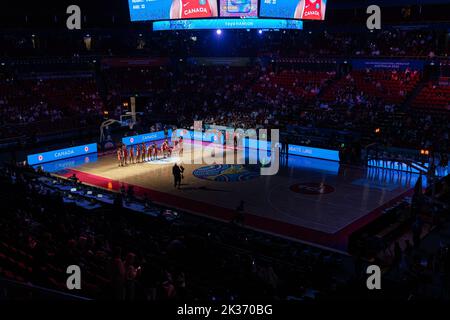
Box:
120;114;136;129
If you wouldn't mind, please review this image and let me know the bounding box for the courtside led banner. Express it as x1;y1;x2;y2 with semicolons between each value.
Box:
27;143;98;165
122;130;172;146
245;138;272;150
32;154;98;173
288;144;339;161
175;129;224;144
245;140;339;161
153;18;303;30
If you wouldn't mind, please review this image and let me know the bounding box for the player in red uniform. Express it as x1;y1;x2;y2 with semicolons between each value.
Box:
123;146;128;166
174;140;179;155
147;144;152;161
138;144;142;163
167;142;173;158
178;137;184;158
162;140;167;159
129;146;134;164
152;142;158;160
117;147;122;167
136;144;141;163
170;0;218;19
142;143;147;162
164;139;172;158
294;0;326;20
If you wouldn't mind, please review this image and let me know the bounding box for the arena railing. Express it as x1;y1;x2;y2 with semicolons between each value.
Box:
0;277;91;300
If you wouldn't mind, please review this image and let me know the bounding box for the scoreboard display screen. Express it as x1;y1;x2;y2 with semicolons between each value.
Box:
219;0;258;17
259;0;327;20
128;0;219;21
128;0;327;21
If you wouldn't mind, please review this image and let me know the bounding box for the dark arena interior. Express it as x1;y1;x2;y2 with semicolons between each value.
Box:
0;0;450;314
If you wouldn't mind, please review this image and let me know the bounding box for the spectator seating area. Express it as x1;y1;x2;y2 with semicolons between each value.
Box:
413;81;450;111
0;75;104;140
103;66;169;95
253;70;335;102
0;27;449;301
0;165;350;300
322;69;421;104
1;61;448;157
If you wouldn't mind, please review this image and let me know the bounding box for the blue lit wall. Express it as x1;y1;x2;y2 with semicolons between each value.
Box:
288;144;340;162
153;18;303;31
27;143;97;166
32;154;98;173
244;139;340;162
175;129;224;144
122;130;172;145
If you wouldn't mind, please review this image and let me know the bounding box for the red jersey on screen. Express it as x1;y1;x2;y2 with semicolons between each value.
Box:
180;0;212;19
301;0;323;20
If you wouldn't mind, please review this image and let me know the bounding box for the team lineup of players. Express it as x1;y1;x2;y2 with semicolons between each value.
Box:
116;137;184;167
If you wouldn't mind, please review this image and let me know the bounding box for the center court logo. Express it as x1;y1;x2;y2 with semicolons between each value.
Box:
193;164;260;182
290;182;335;195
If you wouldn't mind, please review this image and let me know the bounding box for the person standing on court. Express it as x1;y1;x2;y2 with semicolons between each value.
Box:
117;147;122;167
172;163;182;189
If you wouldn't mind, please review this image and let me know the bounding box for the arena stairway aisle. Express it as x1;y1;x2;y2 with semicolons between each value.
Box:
402;79;427;110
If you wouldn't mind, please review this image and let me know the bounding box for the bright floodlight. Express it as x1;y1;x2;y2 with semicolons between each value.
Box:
216;29;222;35
258;30;263;34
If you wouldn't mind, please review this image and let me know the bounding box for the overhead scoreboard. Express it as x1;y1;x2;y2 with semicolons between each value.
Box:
128;0;326;29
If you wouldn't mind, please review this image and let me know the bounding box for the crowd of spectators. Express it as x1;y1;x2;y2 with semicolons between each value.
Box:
1;156;449;300
0;31;449;300
0;27;448;154
263;29;440;58
1;60;448;157
108;64;448;153
384;175;450;298
0;28;444;58
0;75;104;140
0;165;350;300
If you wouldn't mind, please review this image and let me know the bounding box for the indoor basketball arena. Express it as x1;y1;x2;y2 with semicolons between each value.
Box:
0;0;450;312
